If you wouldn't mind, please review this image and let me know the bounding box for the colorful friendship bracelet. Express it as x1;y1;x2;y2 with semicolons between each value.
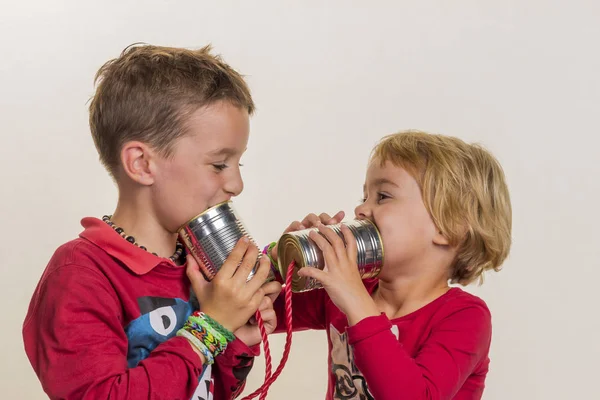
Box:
187;315;228;351
178;328;215;364
181;245;279;364
177;311;235;364
201;312;236;343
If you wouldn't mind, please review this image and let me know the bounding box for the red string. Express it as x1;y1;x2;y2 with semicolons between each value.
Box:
256;312;272;389
241;260;295;400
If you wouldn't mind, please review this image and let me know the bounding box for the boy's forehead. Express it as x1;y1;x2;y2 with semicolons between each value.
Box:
182;102;250;153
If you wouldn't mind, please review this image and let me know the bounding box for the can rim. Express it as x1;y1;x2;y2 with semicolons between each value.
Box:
277;233;311;291
176;200;233;233
360;218;385;269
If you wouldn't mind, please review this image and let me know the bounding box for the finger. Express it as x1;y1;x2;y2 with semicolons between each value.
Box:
328;210;345;225
301;213;321;228
258;295;273;312
261;281;283;303
186;254;211;299
232;241;260;283
341;224;358;262
297;265;329;286
218;237;251;279
244;252;271;293
262;280;282;295
308;229;337;270
248;287;267;312
284;220;306;233
317;223;346;259
318;213;333;224
258;308;276;323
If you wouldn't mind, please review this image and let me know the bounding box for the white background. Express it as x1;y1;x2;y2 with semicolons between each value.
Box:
1;1;599;398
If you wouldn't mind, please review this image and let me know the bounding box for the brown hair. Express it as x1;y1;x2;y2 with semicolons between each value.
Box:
372;130;512;285
89;43;255;177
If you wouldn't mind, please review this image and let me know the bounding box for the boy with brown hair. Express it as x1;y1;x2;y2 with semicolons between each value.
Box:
23;44;281;400
273;130;512;399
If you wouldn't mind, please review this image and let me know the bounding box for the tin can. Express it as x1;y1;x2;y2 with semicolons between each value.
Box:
178;201;274;282
276;219;384;292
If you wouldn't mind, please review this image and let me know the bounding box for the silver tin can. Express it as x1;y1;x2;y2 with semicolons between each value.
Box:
178;201;274;282
276;219;384;292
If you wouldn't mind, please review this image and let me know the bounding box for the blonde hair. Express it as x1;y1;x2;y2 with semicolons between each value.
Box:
89;43;254;178
371;130;512;285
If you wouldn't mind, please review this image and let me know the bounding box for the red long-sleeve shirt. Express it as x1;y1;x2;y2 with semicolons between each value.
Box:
23;217;259;400
274;280;492;399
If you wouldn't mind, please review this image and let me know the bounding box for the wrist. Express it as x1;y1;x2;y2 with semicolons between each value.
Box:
185;338;207;364
198;309;234;332
176;311;236;364
346;295;380;326
233;323;260;347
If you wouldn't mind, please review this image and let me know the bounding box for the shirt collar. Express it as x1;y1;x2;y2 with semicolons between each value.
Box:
79;217;174;274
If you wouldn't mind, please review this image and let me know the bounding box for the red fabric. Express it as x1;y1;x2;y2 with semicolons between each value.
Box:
274;281;492;400
23;217;259;400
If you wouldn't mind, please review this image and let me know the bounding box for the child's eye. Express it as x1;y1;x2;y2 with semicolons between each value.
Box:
212;163;228;171
377;193;390;202
361;193;389;204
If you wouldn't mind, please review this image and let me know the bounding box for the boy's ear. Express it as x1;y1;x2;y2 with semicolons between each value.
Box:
120;141;156;186
433;229;450;246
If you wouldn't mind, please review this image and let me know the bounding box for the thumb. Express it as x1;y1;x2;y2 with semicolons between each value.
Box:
186;254;210;298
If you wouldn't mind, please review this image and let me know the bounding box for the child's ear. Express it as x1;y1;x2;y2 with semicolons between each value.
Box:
120;141;155;186
433;229;450;246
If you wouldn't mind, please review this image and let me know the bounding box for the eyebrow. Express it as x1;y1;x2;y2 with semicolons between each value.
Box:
363;178;399;192
207;147;246;157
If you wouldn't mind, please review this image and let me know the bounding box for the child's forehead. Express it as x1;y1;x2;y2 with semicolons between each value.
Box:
181;102;250;152
364;159;417;187
366;158;405;176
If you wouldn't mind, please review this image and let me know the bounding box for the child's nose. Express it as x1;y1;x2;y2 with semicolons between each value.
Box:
354;201;372;220
224;170;244;197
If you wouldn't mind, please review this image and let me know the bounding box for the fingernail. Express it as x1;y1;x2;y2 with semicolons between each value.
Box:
242;236;249;243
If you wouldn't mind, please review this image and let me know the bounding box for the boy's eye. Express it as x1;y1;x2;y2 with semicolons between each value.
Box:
213;163;243;171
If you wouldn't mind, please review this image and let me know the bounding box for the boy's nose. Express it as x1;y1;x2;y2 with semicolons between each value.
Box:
224;170;244;197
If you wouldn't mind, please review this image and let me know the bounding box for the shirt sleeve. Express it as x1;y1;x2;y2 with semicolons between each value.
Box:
213;338;261;399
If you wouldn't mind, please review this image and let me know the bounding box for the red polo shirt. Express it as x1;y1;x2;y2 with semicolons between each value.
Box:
23;217;259;400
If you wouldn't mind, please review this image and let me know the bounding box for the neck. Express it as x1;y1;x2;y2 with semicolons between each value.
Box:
110;189;179;259
373;264;450;319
